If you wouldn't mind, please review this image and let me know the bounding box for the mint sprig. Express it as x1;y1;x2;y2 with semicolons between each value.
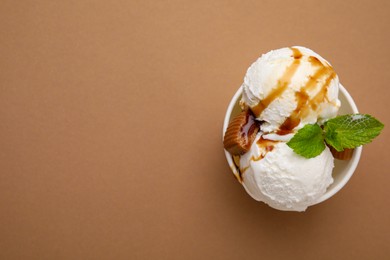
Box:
287;114;384;158
287;124;325;158
324;114;384;152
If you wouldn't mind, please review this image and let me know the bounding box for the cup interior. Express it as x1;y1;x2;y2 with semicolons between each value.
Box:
222;84;362;204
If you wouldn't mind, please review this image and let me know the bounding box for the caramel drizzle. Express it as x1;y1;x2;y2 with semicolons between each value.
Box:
257;136;278;151
232;155;243;183
246;137;278;164
231;136;279;182
251;155;263;162
277;56;336;135
232;154;249;182
251;47;302;118
291;48;302;59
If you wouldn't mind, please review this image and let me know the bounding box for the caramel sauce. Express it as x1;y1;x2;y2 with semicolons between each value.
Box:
240;136;279;162
232;155;240;168
230;165;241;183
240;165;250;174
232;155;243;183
232;154;250;182
250;155;264;161
300;57;329;92
308;71;335;110
277;91;309;135
257;136;278;150
257;136;278;156
251;48;302;117
232;137;280;181
277;55;336;135
292;48;303;59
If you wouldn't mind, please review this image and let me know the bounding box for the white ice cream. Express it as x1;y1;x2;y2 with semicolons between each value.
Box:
239;133;334;211
241;46;340;133
235;46;340;211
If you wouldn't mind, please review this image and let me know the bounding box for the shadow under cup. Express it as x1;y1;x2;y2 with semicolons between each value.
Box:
222;84;362;205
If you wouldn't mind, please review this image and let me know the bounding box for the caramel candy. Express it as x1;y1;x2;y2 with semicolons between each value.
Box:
329;146;354;160
223;109;260;155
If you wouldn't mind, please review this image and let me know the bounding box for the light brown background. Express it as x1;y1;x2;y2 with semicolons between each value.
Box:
1;1;389;259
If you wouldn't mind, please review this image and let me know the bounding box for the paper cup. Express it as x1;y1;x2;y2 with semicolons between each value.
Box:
222;84;362;205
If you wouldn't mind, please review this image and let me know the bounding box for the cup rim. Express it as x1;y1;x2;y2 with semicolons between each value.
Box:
222;84;362;205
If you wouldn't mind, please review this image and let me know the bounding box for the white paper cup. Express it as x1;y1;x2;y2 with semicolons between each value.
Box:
222;84;362;205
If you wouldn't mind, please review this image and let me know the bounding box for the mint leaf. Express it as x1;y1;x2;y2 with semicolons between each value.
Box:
324;114;384;152
287;124;325;158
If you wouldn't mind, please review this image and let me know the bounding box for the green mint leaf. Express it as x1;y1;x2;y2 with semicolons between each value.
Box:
324;114;384;151
287;124;325;158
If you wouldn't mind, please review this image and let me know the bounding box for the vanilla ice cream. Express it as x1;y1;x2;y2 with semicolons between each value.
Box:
241;46;340;134
239;133;334;211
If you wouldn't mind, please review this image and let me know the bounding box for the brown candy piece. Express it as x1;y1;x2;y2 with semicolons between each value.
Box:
223;109;260;155
328;146;354;160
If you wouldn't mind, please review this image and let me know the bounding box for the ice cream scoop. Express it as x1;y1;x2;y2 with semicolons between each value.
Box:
241;46;340;134
239;133;334;211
